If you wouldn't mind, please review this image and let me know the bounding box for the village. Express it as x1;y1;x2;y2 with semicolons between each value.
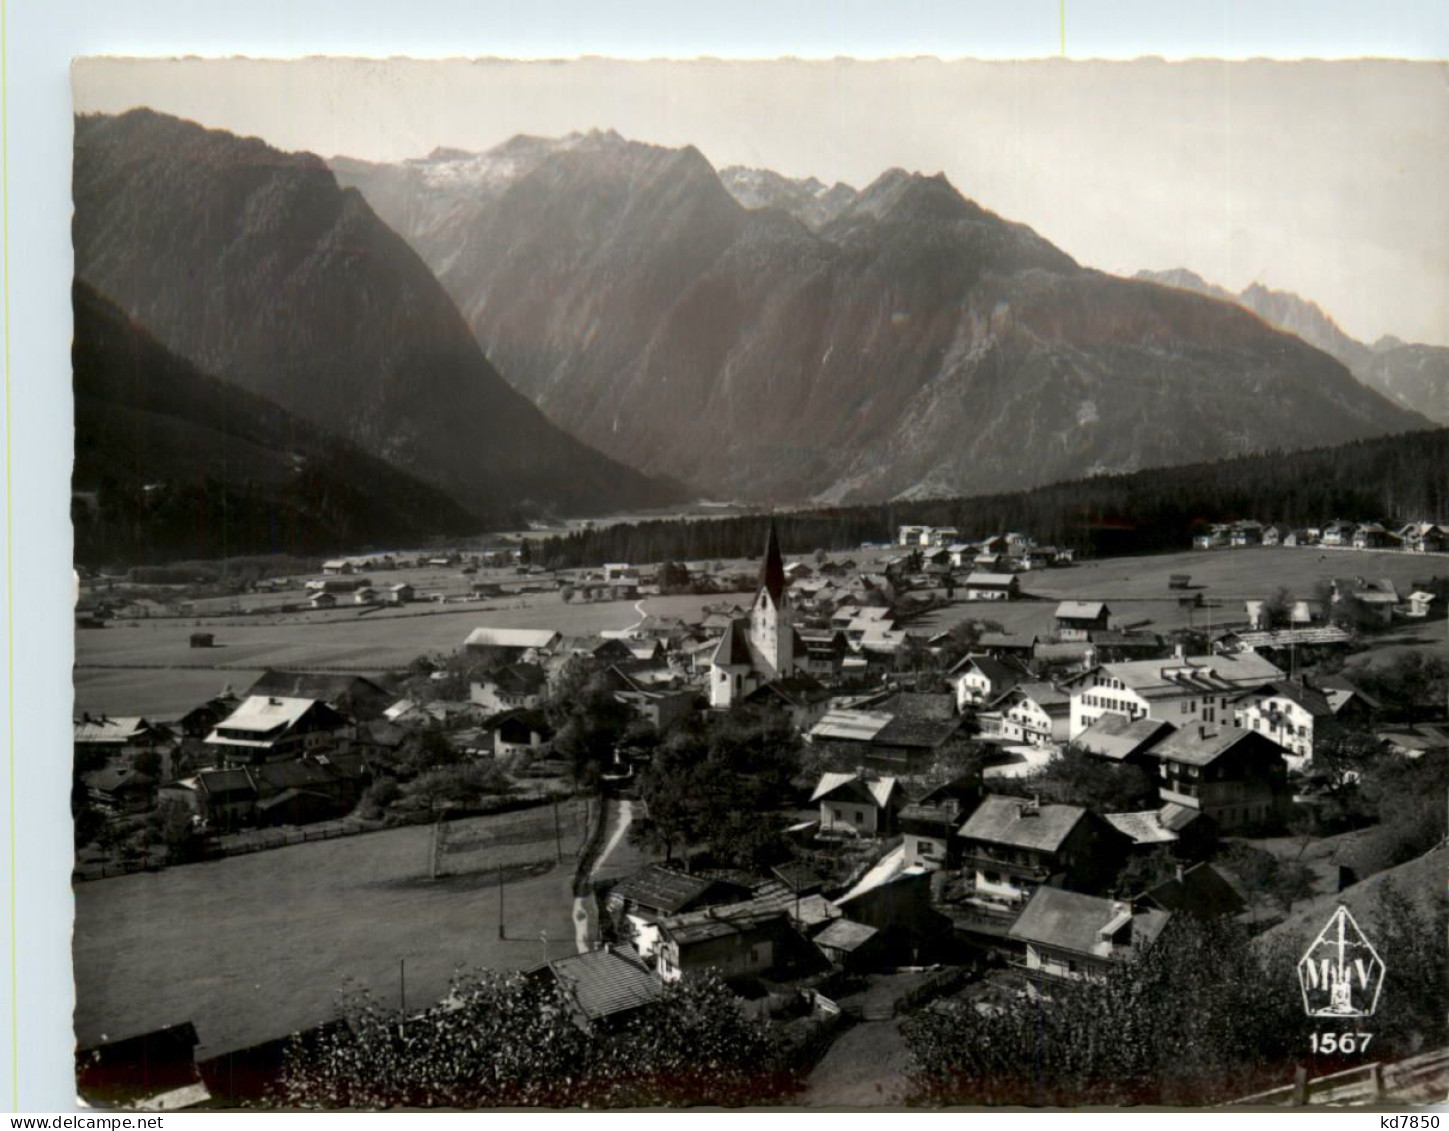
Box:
71;518;1449;1107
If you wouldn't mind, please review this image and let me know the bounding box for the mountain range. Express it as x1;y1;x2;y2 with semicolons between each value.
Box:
72;280;480;563
1135;268;1449;426
333;133;1427;504
73;110;684;524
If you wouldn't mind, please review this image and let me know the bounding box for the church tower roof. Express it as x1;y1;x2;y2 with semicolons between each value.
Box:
759;523;786;606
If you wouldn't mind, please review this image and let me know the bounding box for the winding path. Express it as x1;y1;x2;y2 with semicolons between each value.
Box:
572;797;637;953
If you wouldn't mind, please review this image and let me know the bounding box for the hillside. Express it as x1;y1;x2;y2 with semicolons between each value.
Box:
72;281;482;564
532;427;1449;568
1137;269;1449;425
73;111;685;521
334;133;1427;505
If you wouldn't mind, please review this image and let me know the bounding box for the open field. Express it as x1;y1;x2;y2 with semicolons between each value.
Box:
73;801;591;1060
910;547;1449;645
73;590;742;718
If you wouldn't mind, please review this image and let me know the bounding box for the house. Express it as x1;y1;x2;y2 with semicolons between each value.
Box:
486;708;554;757
1321;521;1357;547
834;866;952;964
1231;679;1358;771
1283;528;1319;548
708;525;804;710
1054;601;1111;641
470;663;549;713
962;572;1020;601
989;682;1072;746
1067;648;1285;739
796;629;849;678
1073;714;1175;768
739;673;832;730
898;774;983;869
975;632;1038;659
308;592;337;609
178;692;242;740
1261;524;1290;547
159;767;258;828
463;627;562;665
1103;802;1217;860
73;715;176;768
204;696;351;764
812;772;903;836
529;944;663;1032
321;560;353;575
957;795;1126;908
385;583;415;605
1230;522;1265;547
250;759;355;827
1400;523;1448;554
1137;862;1245;919
1008;887;1172;992
1352;522;1391;550
655;907;794;984
605;865;752;961
83;765;158;814
1333;576;1400;625
812;919;889;971
948;654;1028;710
1146;724;1291;831
247;671;394;724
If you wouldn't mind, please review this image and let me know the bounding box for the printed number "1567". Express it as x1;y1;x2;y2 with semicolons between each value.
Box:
1311;1033;1373;1055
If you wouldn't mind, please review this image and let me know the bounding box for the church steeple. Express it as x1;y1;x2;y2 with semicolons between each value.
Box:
759;522;785;606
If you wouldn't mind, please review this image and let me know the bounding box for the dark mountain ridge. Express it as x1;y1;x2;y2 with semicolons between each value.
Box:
73;110;684;521
72;280;482;564
334;133;1427;504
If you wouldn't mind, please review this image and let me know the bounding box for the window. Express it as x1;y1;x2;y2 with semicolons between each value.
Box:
832;807;842;821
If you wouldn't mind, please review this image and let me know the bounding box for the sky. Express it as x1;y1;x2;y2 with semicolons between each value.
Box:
72;55;1449;347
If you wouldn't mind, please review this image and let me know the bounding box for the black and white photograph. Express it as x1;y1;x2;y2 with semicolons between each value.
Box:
56;48;1449;1110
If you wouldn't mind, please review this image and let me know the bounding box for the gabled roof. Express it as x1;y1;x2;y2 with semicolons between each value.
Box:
1149;724;1277;768
1075;715;1175;761
990;681;1070;712
958;794;1088;853
194;767;257;798
1090;653;1284;699
73;716;166;745
810;772;900;809
1056;600;1108;621
809;709;894;743
1233;680;1334;717
608;864;724;915
872;714;966;749
1142;863;1246;918
210;695;324;735
541;944;662;1022
1103;809;1180;846
814;919;880;953
83;765;156;795
948;654;1027;687
964;572;1017;587
1008;887;1172;958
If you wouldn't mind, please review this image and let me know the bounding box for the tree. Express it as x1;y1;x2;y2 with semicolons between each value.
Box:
402;762;511;812
132;748;164;779
997;743;1156;813
903;916;1303;1107
147;797;201;864
277;969;791;1109
1261;586;1295;629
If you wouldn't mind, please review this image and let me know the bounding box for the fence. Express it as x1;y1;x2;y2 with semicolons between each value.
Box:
1230;1046;1449;1106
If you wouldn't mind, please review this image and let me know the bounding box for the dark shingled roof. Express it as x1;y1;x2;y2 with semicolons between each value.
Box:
1149;725;1274;768
609;864;722;915
958;794;1087;852
814;919;879;953
1075;715;1175;761
873;692;957;720
1143;863;1246;918
872;714;965;750
1008;887;1172;957
711;619;754;667
542;944;662;1023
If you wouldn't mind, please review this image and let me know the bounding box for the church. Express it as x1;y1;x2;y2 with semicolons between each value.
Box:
708;526;828;723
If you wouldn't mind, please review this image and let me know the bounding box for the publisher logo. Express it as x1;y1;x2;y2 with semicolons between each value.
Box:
1297;905;1385;1018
